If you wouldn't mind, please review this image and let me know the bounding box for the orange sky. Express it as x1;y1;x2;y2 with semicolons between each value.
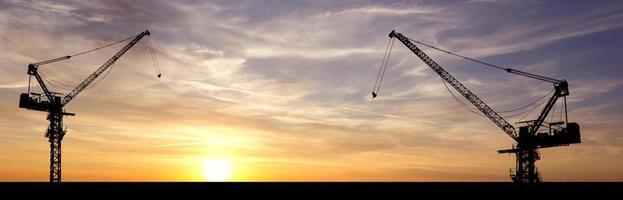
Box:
1;0;622;182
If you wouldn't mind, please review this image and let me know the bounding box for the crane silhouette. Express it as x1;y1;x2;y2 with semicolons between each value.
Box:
372;30;581;183
18;30;160;183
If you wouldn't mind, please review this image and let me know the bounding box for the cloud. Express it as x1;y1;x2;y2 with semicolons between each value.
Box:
436;3;623;58
568;78;623;103
0;0;622;181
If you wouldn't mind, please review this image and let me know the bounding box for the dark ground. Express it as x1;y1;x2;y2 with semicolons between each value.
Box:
1;182;620;197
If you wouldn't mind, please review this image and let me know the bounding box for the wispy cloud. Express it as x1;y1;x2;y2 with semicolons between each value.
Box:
0;0;622;181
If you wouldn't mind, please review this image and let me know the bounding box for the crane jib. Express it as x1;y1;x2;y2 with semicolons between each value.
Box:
388;30;519;140
61;30;150;106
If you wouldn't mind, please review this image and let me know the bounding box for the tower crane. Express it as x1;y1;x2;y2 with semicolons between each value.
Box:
18;30;160;183
372;30;581;183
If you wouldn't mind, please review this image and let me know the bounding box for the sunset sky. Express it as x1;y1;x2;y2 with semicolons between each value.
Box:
1;0;622;182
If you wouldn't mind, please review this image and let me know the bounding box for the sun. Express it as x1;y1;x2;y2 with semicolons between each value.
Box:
202;159;233;182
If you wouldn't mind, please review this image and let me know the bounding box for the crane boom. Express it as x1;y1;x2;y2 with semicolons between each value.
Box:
388;30;518;140
61;30;150;106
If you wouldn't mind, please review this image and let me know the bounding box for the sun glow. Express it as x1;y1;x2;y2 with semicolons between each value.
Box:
202;159;233;182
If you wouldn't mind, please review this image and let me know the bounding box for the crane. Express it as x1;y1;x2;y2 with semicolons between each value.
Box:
18;30;160;183
372;30;581;183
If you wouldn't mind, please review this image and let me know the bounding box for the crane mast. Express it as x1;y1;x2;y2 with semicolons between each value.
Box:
19;30;153;182
382;30;581;183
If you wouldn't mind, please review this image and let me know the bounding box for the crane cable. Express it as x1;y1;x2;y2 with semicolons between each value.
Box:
69;35;135;58
441;76;554;118
39;72;74;90
371;37;395;98
405;36;508;71
549;99;565;122
550;99;557;122
497;91;552;114
34;32;162;94
33;34;136;91
67;32;162;80
372;34;557;118
517;93;555;122
38;62;116;93
558;100;564;122
146;35;162;78
401;36;563;115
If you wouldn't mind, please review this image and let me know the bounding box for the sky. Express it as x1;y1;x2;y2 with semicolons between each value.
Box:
0;0;622;182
